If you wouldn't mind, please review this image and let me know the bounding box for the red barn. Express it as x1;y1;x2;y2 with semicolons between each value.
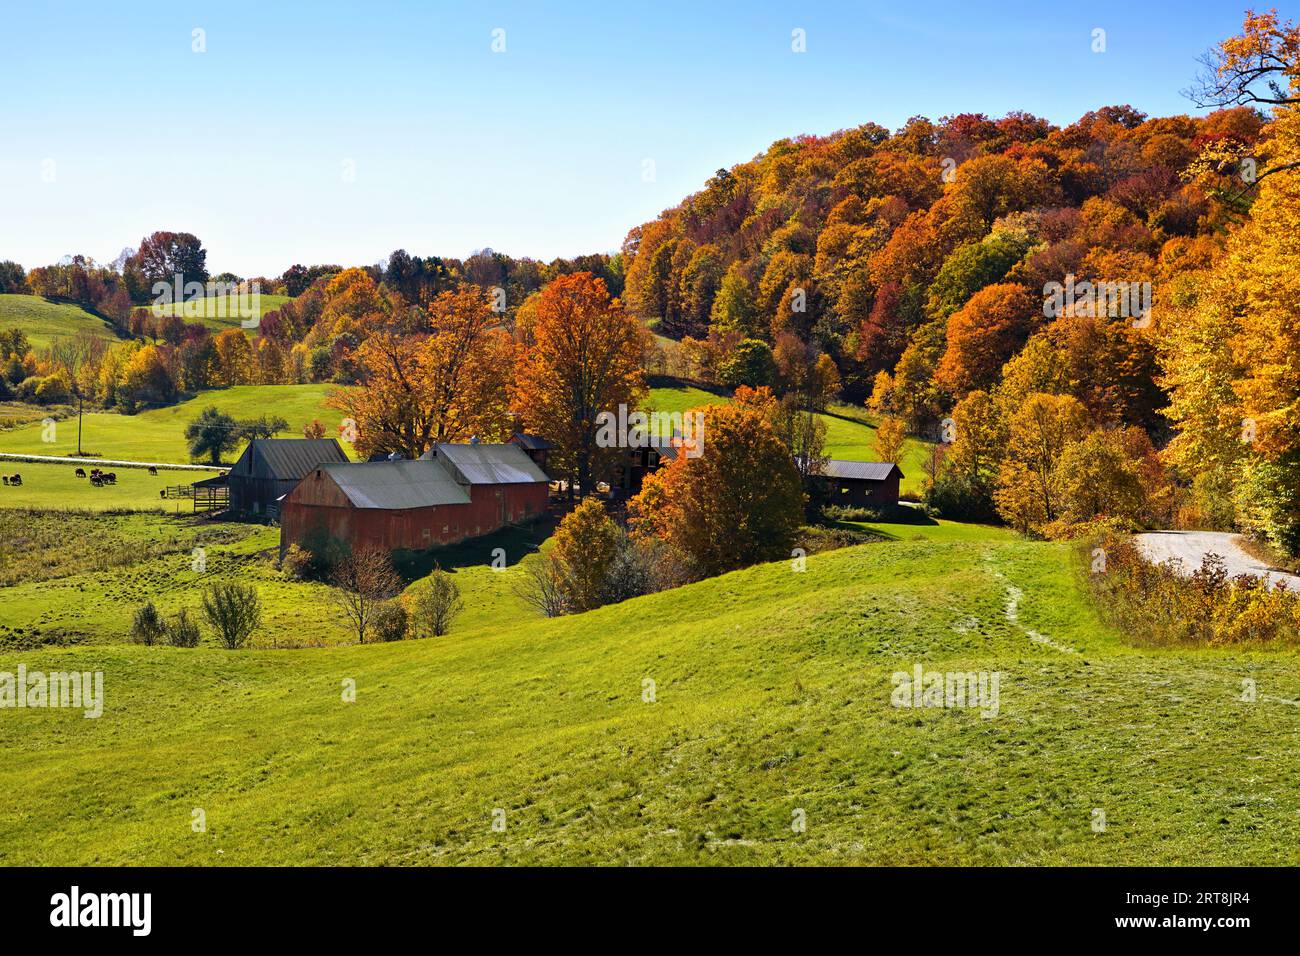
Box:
279;442;550;557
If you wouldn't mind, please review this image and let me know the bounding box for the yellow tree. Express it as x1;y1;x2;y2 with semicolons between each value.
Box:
550;498;622;612
213;329;255;386
994;393;1089;532
511;272;648;495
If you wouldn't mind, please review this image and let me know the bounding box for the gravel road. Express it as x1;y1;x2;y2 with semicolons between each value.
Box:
1134;530;1300;590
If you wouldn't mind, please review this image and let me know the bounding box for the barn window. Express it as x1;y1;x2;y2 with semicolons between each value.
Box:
442;525;449;533
422;528;430;542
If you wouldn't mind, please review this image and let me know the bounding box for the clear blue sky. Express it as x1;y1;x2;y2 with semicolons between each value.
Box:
0;0;1267;277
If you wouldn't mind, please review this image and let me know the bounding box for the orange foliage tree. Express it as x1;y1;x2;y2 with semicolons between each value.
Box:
511;273;648;495
935;283;1037;398
329;288;514;459
628;402;804;578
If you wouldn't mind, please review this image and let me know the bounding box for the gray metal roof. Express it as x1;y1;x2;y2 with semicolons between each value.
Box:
321;458;471;510
230;439;349;480
815;459;903;481
510;432;552;451
423;443;550;485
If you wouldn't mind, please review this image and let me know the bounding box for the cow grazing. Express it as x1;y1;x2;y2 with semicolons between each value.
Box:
90;475;103;487
104;472;117;484
147;466;158;476
8;474;21;486
75;468;86;478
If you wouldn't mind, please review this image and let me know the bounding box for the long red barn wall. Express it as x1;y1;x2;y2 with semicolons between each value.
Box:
281;474;548;555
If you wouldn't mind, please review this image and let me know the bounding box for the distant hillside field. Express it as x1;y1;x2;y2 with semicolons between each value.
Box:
0;294;121;349
145;291;292;332
0;384;349;465
2;521;1298;865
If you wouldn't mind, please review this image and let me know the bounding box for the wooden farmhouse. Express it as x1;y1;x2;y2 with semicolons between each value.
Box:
279;441;550;557
194;438;350;520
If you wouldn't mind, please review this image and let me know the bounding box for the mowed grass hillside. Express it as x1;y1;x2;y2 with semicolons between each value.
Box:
146;291;292;332
0;294;123;350
0;384;349;464
2;526;1298;865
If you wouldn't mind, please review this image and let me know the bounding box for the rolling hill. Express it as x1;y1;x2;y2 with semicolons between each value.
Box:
145;291;292;332
0;294;122;350
1;525;1297;865
0;384;347;465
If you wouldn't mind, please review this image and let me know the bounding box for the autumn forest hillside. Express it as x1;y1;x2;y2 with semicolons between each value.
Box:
619;12;1300;556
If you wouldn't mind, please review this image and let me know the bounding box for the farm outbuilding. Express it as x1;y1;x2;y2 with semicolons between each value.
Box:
279;441;550;557
508;432;553;476
809;460;903;507
196;438;350;519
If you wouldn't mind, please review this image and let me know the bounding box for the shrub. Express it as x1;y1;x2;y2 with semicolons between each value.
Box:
165;608;201;648
513;553;570;618
329;545;401;643
1084;532;1300;647
410;568;463;637
200;581;262;649
280;543;313;581
371;600;409;642
130;601;165;646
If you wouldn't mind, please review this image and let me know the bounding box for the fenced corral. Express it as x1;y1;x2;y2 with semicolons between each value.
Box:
163;483;229;512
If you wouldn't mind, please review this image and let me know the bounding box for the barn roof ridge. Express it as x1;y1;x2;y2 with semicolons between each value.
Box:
230;437;350;479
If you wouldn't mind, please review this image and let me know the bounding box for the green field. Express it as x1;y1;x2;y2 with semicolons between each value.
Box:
0;385;349;465
2;516;1298;865
0;294;123;350
0;514;553;649
0;461;222;512
145;291;292;332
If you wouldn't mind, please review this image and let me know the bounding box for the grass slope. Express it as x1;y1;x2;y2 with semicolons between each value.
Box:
2;525;1297;865
0;294;122;350
0;384;348;465
146;292;292;332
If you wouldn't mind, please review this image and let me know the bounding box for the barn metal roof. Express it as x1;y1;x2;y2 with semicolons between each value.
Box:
230;439;349;480
510;432;553;451
422;443;550;485
321;458;471;510
815;459;903;481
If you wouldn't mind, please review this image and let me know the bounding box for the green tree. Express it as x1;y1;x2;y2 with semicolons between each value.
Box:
186;406;242;465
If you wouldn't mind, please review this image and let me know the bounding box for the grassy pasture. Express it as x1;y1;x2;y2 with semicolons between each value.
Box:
1;520;1298;865
0;461;222;512
643;384;935;495
144;291;292;332
0;385;348;465
0;294;122;350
